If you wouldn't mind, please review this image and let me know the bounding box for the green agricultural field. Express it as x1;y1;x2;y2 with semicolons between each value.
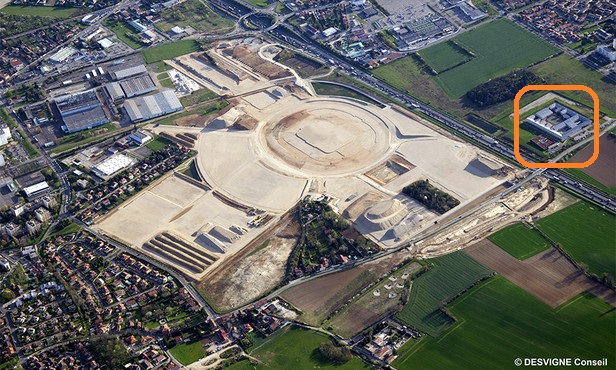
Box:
142;40;200;64
488;223;550;260
535;202;616;277
394;277;615;369
431;19;559;97
232;326;370;370
156;0;234;33
417;41;472;73
0;5;77;18
395;251;492;336
531;54;616;115
169;341;207;365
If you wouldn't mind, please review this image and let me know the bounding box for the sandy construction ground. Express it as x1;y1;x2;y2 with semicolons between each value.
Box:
202;236;296;311
193;92;509;248
94;174;264;279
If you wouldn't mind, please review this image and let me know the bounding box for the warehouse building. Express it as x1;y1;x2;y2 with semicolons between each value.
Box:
23;181;49;198
130;129;152;145
124;90;183;123
120;74;156;98
93;153;134;178
49;47;78;64
104;74;156;103
55;90;110;133
104;82;126;103
109;64;147;80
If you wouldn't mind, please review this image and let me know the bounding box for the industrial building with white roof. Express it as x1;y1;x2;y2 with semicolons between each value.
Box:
123;90;183;123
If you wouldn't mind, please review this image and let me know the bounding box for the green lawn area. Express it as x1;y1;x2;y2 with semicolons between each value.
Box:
395;251;492;336
145;136;172;151
51;221;81;237
50;123;119;155
103;19;144;50
232;326;370;369
312;81;383;106
431;19;559;98
394;276;615;369
179;88;217;107
159;77;175;89
142;40;200;64
535;201;616;277
487;223;550;259
152;61;174;72
0;5;77;18
156;0;234;33
417;41;472;73
169;342;207;365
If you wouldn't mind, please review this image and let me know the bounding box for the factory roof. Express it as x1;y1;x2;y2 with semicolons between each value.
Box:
93;154;134;177
62;105;109;133
119;74;156;98
110;64;147;80
124;90;183;123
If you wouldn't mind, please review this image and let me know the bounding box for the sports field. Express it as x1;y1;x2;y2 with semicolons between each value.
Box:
487;223;550;260
142;40;200;64
395;252;492;336
417;41;472;74
535;202;616;277
231;326;370;369
394;277;615;369
431;19;559;97
531;54;616;115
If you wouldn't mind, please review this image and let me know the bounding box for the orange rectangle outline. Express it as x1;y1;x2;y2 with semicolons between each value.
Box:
513;84;600;169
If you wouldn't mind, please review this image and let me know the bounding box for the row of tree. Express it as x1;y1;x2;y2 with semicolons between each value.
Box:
465;69;543;107
402;179;460;214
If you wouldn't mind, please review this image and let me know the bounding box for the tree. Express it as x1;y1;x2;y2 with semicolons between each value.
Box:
317;342;352;364
1;288;16;302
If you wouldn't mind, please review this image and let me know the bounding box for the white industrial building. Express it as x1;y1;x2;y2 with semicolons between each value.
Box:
49;47;79;64
110;64;147;80
0;124;12;146
92;154;134;178
23;181;49;198
595;39;616;62
123;90;183;123
130;130;152;145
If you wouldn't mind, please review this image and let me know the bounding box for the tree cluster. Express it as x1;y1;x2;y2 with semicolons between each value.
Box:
465;69;543;107
87;337;133;369
318;342;352;364
402;179;460;214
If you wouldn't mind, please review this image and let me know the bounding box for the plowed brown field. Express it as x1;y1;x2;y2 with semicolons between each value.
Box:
465;240;612;307
571;134;616;187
